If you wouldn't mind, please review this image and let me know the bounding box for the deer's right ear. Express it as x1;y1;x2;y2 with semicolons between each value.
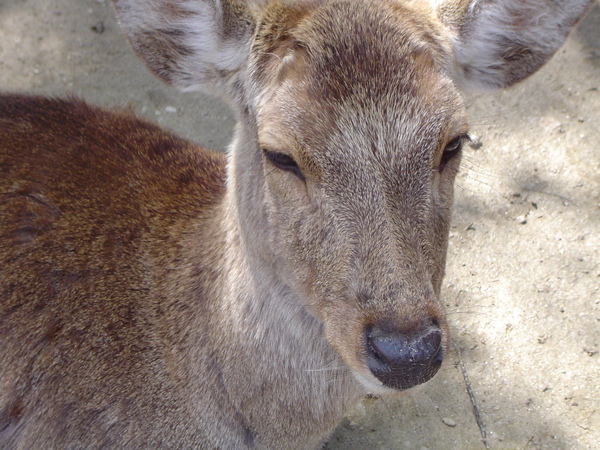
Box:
112;0;255;94
430;0;595;90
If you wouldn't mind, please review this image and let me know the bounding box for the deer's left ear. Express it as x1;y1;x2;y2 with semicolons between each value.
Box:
112;0;256;96
430;0;595;89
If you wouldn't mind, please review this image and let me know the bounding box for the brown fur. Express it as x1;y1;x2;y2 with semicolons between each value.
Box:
0;0;592;447
0;95;229;447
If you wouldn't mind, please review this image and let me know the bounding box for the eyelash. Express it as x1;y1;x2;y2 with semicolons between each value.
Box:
263;149;305;181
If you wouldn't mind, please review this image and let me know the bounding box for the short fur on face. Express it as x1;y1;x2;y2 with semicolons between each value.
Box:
249;0;467;390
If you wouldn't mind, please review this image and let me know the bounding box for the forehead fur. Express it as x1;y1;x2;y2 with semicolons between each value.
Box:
294;0;448;105
252;0;450;96
254;0;464;166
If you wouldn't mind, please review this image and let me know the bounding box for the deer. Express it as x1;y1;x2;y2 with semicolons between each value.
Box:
0;0;593;447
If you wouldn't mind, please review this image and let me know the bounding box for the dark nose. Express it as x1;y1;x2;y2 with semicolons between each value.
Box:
365;322;443;390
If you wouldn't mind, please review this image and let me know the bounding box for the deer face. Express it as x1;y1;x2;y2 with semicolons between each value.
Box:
251;0;467;393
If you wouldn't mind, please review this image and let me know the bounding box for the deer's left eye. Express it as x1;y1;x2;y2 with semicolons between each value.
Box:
439;135;467;173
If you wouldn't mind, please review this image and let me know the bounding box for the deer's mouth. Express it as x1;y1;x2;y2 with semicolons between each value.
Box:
325;312;447;394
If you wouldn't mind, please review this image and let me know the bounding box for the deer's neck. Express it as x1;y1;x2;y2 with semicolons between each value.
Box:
179;124;364;443
217;124;338;373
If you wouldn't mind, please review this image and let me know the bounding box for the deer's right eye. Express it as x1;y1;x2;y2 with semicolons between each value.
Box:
438;135;467;173
263;149;305;181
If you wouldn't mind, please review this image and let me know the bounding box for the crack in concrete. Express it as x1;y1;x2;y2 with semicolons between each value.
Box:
455;343;490;449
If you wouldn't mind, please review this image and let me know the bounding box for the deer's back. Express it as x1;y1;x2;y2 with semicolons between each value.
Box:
0;94;226;446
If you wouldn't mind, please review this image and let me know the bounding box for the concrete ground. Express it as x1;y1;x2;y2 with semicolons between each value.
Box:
1;1;598;448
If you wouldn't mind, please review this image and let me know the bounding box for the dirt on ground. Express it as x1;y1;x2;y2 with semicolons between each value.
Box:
0;1;598;449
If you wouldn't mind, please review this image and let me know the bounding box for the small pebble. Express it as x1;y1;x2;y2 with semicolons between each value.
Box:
345;421;360;430
165;106;177;113
91;21;105;34
442;417;457;427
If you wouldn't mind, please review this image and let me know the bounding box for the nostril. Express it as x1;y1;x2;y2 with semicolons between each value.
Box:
365;323;443;390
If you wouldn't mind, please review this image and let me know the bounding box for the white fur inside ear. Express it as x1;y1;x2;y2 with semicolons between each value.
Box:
434;0;593;89
177;1;251;90
115;0;253;93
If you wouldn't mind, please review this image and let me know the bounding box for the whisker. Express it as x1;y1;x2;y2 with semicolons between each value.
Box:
306;365;347;373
